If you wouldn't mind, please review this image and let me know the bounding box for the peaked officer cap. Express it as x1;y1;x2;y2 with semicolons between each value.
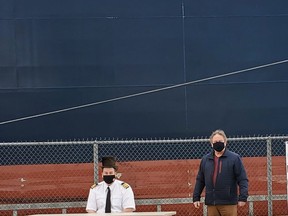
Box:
101;156;118;171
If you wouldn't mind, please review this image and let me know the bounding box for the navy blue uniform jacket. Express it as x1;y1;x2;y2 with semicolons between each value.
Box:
193;149;248;205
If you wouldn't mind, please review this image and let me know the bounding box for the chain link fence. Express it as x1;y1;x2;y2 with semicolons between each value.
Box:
0;136;287;216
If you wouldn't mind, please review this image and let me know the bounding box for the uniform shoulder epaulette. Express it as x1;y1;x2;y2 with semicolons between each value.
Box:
90;183;98;189
121;182;130;189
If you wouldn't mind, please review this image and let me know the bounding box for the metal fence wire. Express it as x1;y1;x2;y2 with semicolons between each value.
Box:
0;136;287;216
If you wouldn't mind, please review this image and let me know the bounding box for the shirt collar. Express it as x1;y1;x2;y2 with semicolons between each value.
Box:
104;180;116;190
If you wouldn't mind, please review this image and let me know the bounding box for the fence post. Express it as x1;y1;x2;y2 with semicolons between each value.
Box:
285;141;288;206
156;204;161;212
203;204;207;216
93;141;99;184
266;137;273;216
248;201;254;216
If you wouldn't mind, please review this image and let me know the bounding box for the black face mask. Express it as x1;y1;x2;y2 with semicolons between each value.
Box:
212;141;225;152
103;175;115;184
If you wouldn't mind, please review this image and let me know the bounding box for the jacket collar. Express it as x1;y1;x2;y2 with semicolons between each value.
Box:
208;148;229;159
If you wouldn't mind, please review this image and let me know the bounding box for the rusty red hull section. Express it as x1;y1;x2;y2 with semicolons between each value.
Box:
0;157;287;215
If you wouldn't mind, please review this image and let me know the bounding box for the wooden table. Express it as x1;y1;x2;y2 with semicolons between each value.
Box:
28;212;176;216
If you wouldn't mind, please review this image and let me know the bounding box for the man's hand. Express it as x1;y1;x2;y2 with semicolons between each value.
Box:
193;201;201;208
123;208;134;212
238;201;246;207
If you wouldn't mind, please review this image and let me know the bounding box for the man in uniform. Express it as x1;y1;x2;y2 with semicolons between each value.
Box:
86;156;136;213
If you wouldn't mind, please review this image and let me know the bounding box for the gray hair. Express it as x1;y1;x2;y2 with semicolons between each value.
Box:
209;129;227;143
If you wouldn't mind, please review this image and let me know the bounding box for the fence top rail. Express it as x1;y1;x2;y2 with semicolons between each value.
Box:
95;136;288;144
0;135;287;146
0;140;97;146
